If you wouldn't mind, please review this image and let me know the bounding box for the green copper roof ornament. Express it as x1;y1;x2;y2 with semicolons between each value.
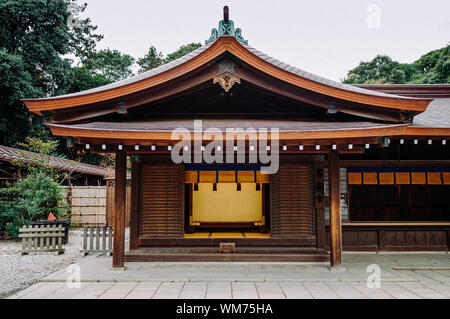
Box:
205;6;248;45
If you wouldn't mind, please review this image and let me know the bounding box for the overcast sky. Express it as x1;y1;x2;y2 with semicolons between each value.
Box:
80;0;450;81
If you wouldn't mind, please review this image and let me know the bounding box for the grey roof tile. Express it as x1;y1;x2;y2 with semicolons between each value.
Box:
412;98;450;128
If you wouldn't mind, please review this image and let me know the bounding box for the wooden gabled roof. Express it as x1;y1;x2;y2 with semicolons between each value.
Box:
23;36;431;117
22;10;450;143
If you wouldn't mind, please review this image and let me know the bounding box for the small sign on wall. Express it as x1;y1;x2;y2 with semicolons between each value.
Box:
220;242;236;253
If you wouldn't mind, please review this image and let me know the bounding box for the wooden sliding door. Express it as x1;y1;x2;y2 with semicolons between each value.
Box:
139;163;184;238
270;163;316;240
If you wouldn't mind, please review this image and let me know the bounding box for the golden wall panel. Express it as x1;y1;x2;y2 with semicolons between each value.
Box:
427;172;442;185
348;172;362;185
395;172;410;184
192;183;263;223
379;172;395;185
363;172;378;184
411;172;426;184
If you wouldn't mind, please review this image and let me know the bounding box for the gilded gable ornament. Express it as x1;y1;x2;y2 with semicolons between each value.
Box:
213;61;241;92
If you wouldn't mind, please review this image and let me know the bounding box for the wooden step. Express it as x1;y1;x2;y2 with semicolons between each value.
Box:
125;248;329;262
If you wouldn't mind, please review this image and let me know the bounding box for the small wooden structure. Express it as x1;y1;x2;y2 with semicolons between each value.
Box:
19;225;65;255
81;226;113;255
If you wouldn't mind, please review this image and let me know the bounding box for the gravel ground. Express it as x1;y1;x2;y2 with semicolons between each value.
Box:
0;229;84;298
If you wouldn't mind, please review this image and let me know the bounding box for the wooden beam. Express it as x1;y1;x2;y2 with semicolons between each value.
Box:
129;158;140;250
328;150;343;269
112;151;127;268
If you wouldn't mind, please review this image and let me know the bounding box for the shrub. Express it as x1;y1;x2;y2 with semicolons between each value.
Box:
0;172;69;237
0;137;70;237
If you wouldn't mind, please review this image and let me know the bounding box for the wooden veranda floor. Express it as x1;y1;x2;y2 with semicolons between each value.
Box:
125;246;329;262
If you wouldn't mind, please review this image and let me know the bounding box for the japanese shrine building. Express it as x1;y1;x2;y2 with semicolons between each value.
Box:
23;8;450;269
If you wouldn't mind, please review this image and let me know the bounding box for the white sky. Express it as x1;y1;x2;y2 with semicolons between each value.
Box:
80;0;450;81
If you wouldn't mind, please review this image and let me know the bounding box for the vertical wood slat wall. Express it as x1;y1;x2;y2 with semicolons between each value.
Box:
270;163;315;238
139;163;184;238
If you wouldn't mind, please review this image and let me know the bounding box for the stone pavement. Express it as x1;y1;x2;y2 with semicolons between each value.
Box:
6;252;450;299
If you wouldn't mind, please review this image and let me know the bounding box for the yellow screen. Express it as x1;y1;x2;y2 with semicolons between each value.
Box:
192;183;263;223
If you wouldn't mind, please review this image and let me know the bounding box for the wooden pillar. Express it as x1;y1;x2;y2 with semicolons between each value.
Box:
113;151;127;268
328;150;343;269
129;156;140;250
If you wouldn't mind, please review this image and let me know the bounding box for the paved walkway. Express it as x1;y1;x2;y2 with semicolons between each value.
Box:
7;253;450;299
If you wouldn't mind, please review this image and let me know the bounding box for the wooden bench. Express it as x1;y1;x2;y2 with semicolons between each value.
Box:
81;226;113;255
19;225;65;255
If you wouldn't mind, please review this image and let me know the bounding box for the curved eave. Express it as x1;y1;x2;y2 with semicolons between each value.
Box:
47;122;408;142
23;37;431;114
403;126;450;137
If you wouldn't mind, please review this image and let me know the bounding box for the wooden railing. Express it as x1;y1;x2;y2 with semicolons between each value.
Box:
81;226;113;255
19;225;65;255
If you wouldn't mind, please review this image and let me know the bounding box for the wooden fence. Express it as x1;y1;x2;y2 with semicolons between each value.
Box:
19;225;65;255
81;226;113;255
63;186;106;227
63;184;131;227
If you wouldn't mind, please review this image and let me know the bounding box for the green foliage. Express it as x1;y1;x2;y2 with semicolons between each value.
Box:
164;42;202;63
137;46;163;73
0;173;69;237
0;0;73;146
413;45;450;84
343;55;415;84
137;42;201;73
18;136;59;157
67;66;113;92
0;0;72;94
89;48;135;82
14;137;61;178
0;137;69;237
343;44;450;84
66;0;104;66
0;49;39;146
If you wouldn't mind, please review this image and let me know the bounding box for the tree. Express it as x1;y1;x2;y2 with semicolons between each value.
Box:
0;0;73;146
137;42;202;73
343;44;450;84
89;48;135;82
67;66;112;93
0;49;38;146
164;42;202;63
66;0;104;67
413;45;450;84
0;137;70;237
137;46;163;73
343;55;416;84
